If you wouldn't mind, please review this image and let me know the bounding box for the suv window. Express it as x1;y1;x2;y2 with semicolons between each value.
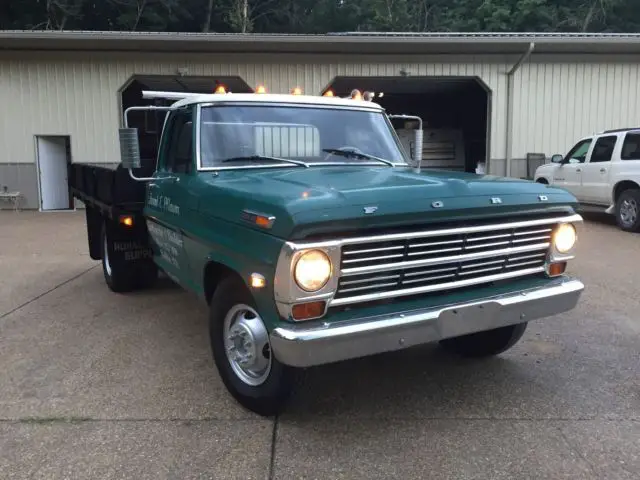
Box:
565;139;592;164
621;133;640;160
161;108;193;174
590;135;617;163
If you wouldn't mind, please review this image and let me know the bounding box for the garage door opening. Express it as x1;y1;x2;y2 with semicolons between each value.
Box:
119;75;253;171
322;76;490;173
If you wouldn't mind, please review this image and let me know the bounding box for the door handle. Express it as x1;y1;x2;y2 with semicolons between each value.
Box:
576;168;582;172
600;168;607;173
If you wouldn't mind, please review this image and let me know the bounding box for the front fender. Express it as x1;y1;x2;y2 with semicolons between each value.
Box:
188;214;285;329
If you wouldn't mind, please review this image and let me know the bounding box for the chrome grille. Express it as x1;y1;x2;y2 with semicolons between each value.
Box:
332;219;558;306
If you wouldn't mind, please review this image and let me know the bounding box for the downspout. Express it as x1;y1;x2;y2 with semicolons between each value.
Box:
505;42;535;178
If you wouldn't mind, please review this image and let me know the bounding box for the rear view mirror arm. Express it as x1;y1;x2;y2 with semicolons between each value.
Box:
388;114;424;173
121;106;174;182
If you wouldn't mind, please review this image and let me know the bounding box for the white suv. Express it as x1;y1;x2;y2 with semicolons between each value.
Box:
534;128;640;232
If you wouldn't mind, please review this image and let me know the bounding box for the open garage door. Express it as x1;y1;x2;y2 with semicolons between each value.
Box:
119;75;253;171
322;76;490;174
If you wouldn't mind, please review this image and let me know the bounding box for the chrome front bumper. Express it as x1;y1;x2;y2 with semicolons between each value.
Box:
269;277;584;368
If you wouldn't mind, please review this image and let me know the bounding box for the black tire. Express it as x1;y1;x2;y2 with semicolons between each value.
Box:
536;178;548;184
439;322;528;358
209;275;295;417
101;223;157;293
615;188;640;232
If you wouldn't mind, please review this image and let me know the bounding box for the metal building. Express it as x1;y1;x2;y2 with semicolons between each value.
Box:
2;30;640;210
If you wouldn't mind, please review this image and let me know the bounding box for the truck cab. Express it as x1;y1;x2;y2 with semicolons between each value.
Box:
70;87;585;416
534;128;640;231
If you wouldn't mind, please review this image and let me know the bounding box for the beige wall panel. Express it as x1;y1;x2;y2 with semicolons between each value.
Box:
0;51;509;166
511;55;640;160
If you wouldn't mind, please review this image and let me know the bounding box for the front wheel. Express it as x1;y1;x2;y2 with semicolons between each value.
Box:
615;189;640;232
439;322;528;358
209;276;295;417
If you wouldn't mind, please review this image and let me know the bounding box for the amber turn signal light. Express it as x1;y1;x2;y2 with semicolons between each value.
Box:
547;262;567;277
291;301;326;321
119;215;134;227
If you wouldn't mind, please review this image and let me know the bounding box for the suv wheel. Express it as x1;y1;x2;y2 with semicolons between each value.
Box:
616;189;640;232
439;323;528;358
209;275;295;417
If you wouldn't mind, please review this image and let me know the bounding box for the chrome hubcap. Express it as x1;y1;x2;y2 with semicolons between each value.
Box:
223;304;271;386
620;199;638;225
104;235;112;276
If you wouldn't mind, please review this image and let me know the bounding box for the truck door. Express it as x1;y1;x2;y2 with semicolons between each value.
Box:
580;134;616;204
554;138;592;198
145;106;195;284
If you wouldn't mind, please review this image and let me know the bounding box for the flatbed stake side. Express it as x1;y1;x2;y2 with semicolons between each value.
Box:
69;89;585;416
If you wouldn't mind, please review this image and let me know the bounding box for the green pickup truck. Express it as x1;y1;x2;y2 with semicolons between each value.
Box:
69;88;585;416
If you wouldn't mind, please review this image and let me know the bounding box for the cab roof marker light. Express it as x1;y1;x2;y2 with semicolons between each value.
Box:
214;84;227;94
291;87;303;95
323;89;334;97
255;84;267;94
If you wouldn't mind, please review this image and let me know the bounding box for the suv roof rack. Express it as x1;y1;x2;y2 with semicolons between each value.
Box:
601;127;640;134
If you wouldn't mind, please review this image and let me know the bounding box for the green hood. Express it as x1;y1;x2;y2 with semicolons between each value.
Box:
198;166;578;239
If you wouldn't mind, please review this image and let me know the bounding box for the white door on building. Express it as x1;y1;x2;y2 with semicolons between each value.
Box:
36;136;71;211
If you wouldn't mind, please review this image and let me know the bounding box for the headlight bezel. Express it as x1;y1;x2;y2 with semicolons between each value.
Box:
550;222;578;261
274;241;342;302
273;241;342;321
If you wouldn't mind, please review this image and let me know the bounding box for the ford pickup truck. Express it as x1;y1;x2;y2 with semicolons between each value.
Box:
69;87;585;416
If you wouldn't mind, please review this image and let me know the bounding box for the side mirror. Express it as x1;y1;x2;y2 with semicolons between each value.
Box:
550;154;564;164
413;128;423;166
118;128;142;169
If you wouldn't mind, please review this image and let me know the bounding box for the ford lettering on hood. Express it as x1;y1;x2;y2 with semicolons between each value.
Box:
199;165;579;239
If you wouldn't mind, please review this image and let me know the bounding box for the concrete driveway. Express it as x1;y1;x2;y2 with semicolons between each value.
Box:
0;210;638;479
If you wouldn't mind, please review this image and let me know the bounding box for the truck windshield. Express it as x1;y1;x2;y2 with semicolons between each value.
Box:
199;104;409;169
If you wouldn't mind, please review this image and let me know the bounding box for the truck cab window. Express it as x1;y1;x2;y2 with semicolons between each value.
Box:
162;109;194;174
621;133;640;160
590;135;617;163
565;139;592;164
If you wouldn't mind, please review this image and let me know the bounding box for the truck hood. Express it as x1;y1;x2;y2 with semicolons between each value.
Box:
198;166;578;239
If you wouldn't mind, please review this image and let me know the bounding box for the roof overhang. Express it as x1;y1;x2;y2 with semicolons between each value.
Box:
2;31;640;55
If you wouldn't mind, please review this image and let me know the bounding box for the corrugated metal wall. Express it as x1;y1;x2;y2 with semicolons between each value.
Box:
0;51;508;168
512;54;640;160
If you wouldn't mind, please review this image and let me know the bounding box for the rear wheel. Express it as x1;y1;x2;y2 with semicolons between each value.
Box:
209;275;295;417
439;323;528;358
615;189;640;232
101;222;157;293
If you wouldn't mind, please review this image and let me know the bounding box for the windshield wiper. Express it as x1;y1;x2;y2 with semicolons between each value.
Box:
221;155;309;168
322;148;395;167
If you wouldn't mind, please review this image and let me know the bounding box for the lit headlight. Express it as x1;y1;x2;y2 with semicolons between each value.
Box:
553;223;577;254
294;250;332;292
